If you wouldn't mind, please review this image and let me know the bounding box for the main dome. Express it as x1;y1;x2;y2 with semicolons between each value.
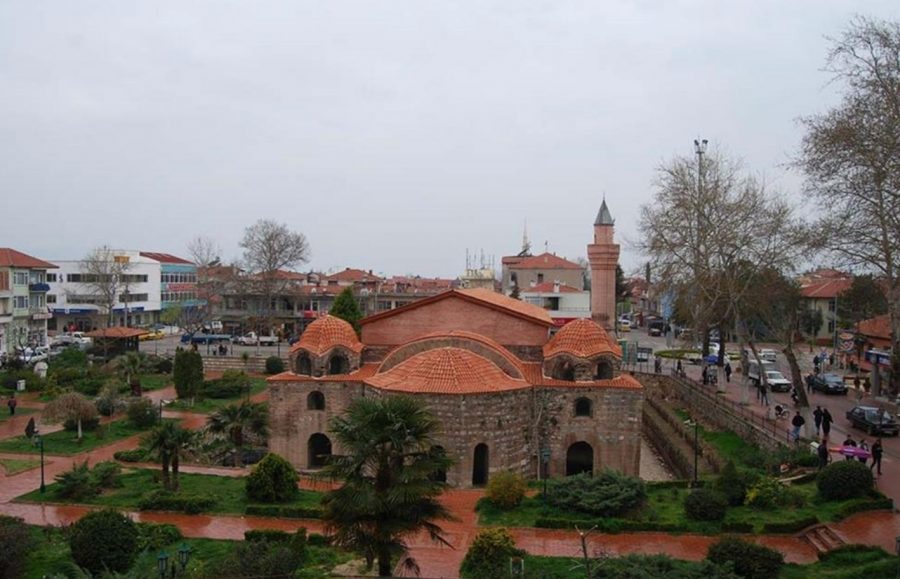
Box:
292;315;363;356
543;318;620;359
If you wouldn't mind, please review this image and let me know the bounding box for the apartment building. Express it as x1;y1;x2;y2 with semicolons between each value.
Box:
0;248;57;357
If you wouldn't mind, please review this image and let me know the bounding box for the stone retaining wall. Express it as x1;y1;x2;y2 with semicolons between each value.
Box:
200;354;289;374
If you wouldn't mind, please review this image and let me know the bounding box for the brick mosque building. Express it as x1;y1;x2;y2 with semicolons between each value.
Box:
268;204;643;487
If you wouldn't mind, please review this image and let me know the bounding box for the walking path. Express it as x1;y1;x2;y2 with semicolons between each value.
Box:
2;377;900;578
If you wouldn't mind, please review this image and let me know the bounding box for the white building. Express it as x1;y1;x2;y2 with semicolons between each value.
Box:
0;248;56;358
48;250;162;332
520;281;591;328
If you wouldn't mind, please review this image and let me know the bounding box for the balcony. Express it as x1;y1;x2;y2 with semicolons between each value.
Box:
29;283;50;292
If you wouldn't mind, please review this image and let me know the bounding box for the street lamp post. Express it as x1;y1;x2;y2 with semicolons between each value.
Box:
36;435;45;493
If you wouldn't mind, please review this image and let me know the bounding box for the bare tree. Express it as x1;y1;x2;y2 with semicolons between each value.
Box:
239;219;310;338
43;392;98;440
187;236;221;268
796;16;900;396
78;246;132;329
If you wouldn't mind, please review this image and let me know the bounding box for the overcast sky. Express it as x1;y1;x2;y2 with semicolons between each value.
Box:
2;1;897;278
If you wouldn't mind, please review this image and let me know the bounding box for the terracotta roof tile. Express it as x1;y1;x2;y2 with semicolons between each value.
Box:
0;248;56;269
267;363;379;382
324;268;383;283
543;318;621;359
379;331;525;378
360;289;554;327
522;363;642;390
291;315;363;356
800;279;853;299
506;252;583;270
139;252;193;265
367;348;528;394
859;314;891;340
523;282;581;293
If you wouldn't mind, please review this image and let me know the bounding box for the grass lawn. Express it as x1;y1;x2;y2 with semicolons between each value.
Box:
0;457;41;475
168;377;268;414
19;468;324;516
478;481;872;534
140;373;171;391
0;420;149;456
0;406;36;422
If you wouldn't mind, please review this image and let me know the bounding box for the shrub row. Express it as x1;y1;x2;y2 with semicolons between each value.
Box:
834;496;894;520
136;522;183;551
113;448;149;462
534;516;753;534
137;490;216;514
244;504;323;519
760;516;820;534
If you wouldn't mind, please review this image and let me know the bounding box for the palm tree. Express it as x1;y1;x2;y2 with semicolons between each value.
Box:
320;396;454;577
207;401;268;467
115;351;147;394
144;421;194;491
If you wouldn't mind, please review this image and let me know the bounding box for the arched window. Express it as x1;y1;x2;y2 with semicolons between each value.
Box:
566;442;594;476
308;433;332;468
296;354;312;376
552;361;575;381
307;391;325;410
595;361;613;380
574;397;592;417
329;354;349;375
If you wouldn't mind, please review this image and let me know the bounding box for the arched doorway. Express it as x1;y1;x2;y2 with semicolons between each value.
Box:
307;391;325;410
472;443;489;486
308;433;332;468
430;445;447;483
566;442;594;476
329;355;349;375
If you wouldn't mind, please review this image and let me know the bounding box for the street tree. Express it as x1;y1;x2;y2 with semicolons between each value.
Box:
43;392;98;440
837;274;888;327
144;421;194;491
799;308;825;352
239;219;310;338
320;396;454;577
173;349;203;403
78;246;132;329
186;235;223;330
207;401;269;467
330;287;363;333
796;16;900;395
115;351;147;392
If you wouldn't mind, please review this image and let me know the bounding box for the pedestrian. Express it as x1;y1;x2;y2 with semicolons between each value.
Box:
842;434;857;461
858;438;870;464
654;357;662;374
760;382;769;406
817;438;830;470
676;359;683;377
821;408;833;438
806;373;814;394
791;410;805;442
724;361;732;383
6;395;16;416
701;365;708;385
871;438;884;475
813;406;823;436
828;352;835;371
813;356;820;374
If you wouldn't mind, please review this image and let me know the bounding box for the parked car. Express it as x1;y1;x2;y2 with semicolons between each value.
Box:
648;319;666;336
233;332;278;346
139;329;165;341
617;319;631;332
809;373;848;395
846;405;899;436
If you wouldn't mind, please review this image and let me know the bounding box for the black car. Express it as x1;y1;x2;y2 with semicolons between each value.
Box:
809;373;848;395
846;405;900;436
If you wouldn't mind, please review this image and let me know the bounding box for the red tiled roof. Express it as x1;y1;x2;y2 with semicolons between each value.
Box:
84;327;148;338
139;252;193;265
379;330;525;378
324;268;383;283
360;288;554;327
543;318;621;359
267;363;379;383
859;314;891;340
523;282;581;293
521;363;643;390
506;252;583;270
367;348;529;394
291;315;362;355
800;279;853;299
0;248;56;269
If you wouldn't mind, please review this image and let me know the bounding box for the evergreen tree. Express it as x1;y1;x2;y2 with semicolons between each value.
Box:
173;348;203;401
330;287;363;333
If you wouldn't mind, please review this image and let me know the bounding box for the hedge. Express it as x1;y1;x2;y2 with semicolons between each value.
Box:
534;516;753;535
137;490;216;514
244;505;323;519
761;516;819;534
834;496;894;520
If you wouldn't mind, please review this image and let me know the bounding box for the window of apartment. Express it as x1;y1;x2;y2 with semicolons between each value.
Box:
828;299;836;312
47;294;57;304
46;273;57;282
0;272;8;291
31;295;44;308
69;294;105;305
537;273;544;284
29;272;44;284
13;272;28;285
13;296;28;309
119;293;148;303
121;274;148;283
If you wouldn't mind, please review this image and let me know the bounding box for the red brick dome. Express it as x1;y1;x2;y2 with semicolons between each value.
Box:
543;318;620;359
291;315;363;356
367;347;528;395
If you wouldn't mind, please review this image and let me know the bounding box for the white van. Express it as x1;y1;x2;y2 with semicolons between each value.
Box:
746;359;791;392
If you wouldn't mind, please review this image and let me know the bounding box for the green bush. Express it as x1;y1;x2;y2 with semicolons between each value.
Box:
126;397;159;428
761;516;819;533
0;515;34;579
173;348;203;400
55;461;99;500
545;470;646;517
244;504;323;519
52;347;88;368
835;496;894;519
137;490;216;514
593;554;741;579
136;522;183;551
715;461;756;506
95;384;124;416
684;488;728;521
706;537;784;579
114;448;149;463
265;356;285;374
245;529;292;543
817;461;875;501
745;477;805;509
201;371;249;399
485;470;528;509
225;536;307;578
68;509;139;574
91;460;123;488
245;453;299;503
146;355;173;374
460;528;525;579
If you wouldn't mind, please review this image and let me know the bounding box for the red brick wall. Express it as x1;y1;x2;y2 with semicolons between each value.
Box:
362;296;549;347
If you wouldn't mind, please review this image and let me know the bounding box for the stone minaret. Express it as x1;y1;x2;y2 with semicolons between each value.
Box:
587;199;620;329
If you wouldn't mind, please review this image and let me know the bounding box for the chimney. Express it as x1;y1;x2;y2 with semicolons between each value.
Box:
553;280;560;293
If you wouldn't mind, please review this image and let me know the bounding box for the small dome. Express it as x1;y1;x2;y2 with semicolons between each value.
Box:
543;318;620;359
367;348;527;395
292;315;362;356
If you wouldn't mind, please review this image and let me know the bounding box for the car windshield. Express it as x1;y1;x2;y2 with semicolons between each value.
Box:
864;409;894;421
824;375;843;384
766;372;786;380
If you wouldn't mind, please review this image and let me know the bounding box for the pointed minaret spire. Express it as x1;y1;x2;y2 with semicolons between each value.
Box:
517;219;532;257
587;198;620;329
594;198;615;226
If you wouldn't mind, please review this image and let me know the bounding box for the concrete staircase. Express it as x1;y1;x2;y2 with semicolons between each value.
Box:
801;524;846;555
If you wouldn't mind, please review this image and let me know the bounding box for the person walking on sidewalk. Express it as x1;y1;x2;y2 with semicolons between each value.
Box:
791;411;805;442
821;408;833;438
759;382;769;406
817;438;830;470
6;395;16;416
858;439;870;464
724;361;732;383
813;406;823;437
871;438;884;475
